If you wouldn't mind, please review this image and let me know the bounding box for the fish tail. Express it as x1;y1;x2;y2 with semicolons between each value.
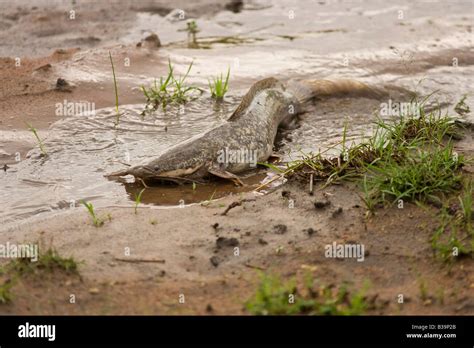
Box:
286;79;387;104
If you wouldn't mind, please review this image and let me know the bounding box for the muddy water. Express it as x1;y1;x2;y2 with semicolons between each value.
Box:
1;0;473;228
0;98;241;225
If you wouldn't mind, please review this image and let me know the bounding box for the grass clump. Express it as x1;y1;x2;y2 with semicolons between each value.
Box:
209;67;230;100
9;248;79;275
454;95;470;115
270;99;464;209
0;280;13;304
246;273;367;315
185;20;199;47
0;246;80;304
81;200;104;227
431;181;474;262
364;142;463;203
140;59;200;114
25;122;47;156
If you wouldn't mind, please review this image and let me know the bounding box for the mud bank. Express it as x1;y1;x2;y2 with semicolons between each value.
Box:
1;178;473;315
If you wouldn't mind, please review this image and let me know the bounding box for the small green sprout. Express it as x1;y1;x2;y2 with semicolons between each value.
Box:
209;67;230;100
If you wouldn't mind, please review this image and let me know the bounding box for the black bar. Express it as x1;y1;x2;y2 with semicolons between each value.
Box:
0;315;472;346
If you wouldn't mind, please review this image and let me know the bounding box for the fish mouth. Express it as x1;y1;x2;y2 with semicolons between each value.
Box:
138;165;158;178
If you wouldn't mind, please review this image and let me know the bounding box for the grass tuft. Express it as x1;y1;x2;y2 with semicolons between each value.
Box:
134;188;146;214
25;122;47;156
265;98;465;210
431;180;474;262
0;246;80;304
81;200;104;227
108;51;121;126
246;273;368;315
0;279;13;304
140;59;200;114
209;67;230;100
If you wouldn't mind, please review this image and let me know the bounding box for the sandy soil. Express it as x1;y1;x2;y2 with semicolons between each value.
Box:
0;0;473;314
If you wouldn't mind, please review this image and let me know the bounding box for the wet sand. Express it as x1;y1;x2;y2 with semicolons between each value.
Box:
0;0;473;314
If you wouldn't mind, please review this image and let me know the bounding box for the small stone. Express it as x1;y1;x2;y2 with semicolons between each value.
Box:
216;237;239;248
306;228;316;236
331;207;343;217
89;287;100;294
142;33;161;48
210;256;220;267
314;200;330;209
273;224;287;234
258;238;268;245
55;78;72;92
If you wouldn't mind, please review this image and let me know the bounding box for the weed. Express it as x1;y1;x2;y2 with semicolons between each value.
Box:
431;182;474;262
246;273;367;315
266;100;465;206
134;188;145;214
359;174;380;216
209;67;230;100
185;20;199;46
25;122;47;156
454;95;470;115
201;189;217;207
35;248;79;274
171;61;196;103
418;278;428;301
108;51;121;126
140;59;200;114
81;200;104;227
364;142;463;203
458;180;473;230
0;246;79;305
0;279;13;304
7;247;79;276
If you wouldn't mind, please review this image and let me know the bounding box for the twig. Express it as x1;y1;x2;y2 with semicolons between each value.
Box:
244;262;266;271
114;257;165;263
221;198;256;216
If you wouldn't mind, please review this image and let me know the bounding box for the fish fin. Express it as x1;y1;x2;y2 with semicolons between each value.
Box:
208;167;244;186
227;77;282;121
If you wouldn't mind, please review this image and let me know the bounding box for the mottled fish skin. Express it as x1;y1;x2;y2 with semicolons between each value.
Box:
113;86;299;181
